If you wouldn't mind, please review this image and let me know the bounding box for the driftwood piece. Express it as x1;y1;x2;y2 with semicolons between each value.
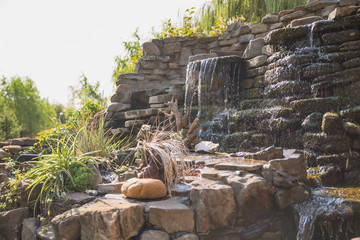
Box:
165;98;201;148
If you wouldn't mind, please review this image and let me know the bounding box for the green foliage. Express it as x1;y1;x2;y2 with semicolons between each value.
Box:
196;0;307;29
112;29;143;84
154;7;203;39
64;164;96;192
24;129;103;216
69;74;103;105
0;105;21;141
0;172;22;212
0;76;57;137
73;115;130;162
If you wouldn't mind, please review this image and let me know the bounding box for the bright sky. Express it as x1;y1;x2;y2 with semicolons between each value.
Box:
0;0;207;105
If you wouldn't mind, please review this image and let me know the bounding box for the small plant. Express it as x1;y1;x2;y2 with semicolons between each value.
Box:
0;171;22;212
64;164;97;192
135;127;188;193
72;114;131;163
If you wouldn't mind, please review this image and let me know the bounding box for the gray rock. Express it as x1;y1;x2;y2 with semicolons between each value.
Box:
143;42;161;56
243;38;265;59
97;182;123;195
263;155;307;188
139;230;169;240
247;55;267;68
305;0;338;11
322;29;359;45
343;122;360;136
147;198;194;233
3;145;21;154
110;92;131;104
0;207;29;240
231;25;251;37
290;16;323;27
243;146;284;161
189;53;217;62
9;137;38;146
190;183;237;233
179;47;193;66
80;199;145;240
239;34;254;43
279;10;307;22
0;173;9;184
36;224;55;240
113;108;161;120
107;103;131;112
51;208;82;240
321;112;341;134
0;149;10;160
303;133;353;153
302;112;323;132
115;84;132;94
251;23;268;34
173;233;199;240
262;13;279;23
275;185;307;209
52;193;96;216
265;26;309;45
22;218;37;240
226;173;275;222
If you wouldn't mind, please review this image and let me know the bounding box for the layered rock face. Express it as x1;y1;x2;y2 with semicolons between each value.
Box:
106;1;360;161
106;0;360;177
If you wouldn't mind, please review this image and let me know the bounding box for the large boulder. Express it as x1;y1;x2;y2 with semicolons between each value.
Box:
121;178;167;199
190;183;237;233
80;199;145;240
0;207;29;240
51;208;82;240
226;173;276;222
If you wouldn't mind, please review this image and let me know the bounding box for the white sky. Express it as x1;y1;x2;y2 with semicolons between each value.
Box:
0;0;208;105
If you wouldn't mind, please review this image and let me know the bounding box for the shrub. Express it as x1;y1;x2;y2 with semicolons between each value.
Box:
64;164;97;192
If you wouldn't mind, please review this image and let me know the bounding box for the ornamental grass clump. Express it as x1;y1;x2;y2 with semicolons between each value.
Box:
24;128;103;216
72;114;131;164
135;127;189;193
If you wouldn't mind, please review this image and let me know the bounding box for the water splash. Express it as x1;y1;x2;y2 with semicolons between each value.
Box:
293;187;356;240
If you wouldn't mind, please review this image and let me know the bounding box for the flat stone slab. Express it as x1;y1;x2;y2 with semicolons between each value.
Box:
171;184;191;197
113;108;162;120
97;182;124;195
215;162;264;172
146;198;195;233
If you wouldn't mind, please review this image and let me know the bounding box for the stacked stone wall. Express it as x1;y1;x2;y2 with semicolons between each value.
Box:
106;0;360;174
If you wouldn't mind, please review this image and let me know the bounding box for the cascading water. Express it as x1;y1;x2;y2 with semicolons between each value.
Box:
184;56;246;149
293;187;360;240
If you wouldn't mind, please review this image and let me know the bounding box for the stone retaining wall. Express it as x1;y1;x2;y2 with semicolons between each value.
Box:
106;0;360;176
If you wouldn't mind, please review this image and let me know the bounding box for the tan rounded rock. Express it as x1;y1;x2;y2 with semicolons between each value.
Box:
121;178;167;199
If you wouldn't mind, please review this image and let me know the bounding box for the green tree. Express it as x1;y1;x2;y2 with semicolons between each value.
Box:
69;74;102;104
112;28;143;84
0;76;56;137
0;103;21;141
67;74;106;120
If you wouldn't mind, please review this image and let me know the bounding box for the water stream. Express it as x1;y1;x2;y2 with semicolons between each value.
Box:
293;187;360;240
